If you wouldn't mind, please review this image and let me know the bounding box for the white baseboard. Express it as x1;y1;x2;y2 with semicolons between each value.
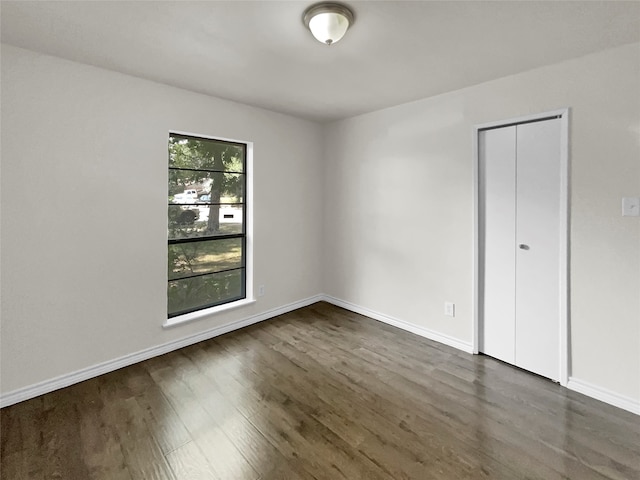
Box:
321;295;474;354
0;294;324;408
567;377;640;415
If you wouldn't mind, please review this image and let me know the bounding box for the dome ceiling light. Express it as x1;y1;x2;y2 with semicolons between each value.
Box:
303;2;355;45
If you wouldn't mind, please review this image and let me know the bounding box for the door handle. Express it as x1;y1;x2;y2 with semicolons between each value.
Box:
519;244;530;250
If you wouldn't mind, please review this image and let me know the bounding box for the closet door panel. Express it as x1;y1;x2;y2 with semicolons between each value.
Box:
479;126;517;364
514;119;562;381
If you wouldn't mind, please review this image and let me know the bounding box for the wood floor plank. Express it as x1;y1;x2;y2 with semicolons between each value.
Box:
0;405;22;458
122;363;192;455
206;331;397;480
165;440;221;480
183;343;319;480
97;370;177;480
35;387;93;479
74;378;132;480
145;354;260;480
6;399;48;479
1;301;638;480
204;340;380;480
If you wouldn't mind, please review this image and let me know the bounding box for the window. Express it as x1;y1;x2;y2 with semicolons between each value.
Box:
167;133;247;318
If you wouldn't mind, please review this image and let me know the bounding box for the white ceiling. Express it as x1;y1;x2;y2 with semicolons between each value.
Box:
2;1;640;122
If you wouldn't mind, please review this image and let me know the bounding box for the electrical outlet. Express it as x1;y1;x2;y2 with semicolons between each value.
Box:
258;285;265;297
444;302;455;317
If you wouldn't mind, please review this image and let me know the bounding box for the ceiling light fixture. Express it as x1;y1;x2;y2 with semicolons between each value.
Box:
303;2;354;45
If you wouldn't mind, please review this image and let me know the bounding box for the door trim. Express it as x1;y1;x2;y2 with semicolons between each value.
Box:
472;108;570;386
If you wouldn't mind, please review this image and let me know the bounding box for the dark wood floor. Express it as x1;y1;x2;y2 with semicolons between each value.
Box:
1;302;639;479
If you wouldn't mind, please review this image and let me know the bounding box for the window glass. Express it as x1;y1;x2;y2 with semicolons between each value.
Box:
168;133;246;318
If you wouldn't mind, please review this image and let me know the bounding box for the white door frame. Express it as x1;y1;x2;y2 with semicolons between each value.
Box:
472;108;570;386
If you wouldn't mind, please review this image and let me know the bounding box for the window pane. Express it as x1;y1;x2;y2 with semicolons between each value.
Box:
168;205;243;240
169;136;244;173
168;133;247;319
169;171;244;205
169;238;243;281
168;269;244;317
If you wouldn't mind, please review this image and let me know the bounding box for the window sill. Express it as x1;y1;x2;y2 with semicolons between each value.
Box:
163;298;256;329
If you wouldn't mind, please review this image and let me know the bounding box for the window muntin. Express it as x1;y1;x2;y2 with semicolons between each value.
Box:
168;133;246;318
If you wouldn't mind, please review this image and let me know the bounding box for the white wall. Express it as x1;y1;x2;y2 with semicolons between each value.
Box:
0;45;324;396
3;42;639;412
323;43;640;406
